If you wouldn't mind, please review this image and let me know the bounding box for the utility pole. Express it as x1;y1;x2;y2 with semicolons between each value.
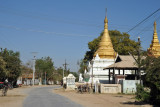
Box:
138;37;142;85
128;37;141;84
31;52;38;86
45;72;46;85
91;60;93;90
32;56;36;86
63;59;69;77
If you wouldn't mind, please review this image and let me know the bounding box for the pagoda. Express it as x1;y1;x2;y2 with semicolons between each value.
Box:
147;22;160;57
84;13;117;84
94;16;117;59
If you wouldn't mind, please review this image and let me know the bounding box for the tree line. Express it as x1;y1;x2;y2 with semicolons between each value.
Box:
0;48;79;86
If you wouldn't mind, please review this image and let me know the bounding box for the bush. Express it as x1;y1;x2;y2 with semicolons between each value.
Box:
149;84;160;105
135;84;150;102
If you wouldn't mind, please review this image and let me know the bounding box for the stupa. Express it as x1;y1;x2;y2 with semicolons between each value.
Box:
84;13;117;84
147;22;160;57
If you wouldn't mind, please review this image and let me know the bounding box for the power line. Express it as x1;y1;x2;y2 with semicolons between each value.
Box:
0;31;33;62
127;8;160;33
0;24;94;37
1;6;157;31
0;7;102;28
133;15;160;44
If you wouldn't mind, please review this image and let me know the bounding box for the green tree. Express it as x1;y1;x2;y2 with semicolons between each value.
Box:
78;59;87;74
35;56;54;83
110;30;139;55
20;64;33;80
145;56;160;105
0;56;8;81
136;56;160;105
0;49;21;85
52;67;63;83
70;72;79;82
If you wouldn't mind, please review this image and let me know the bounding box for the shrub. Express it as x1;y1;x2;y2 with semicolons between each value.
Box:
135;84;150;102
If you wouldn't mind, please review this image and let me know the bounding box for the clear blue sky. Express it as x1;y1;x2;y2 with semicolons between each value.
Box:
0;0;160;72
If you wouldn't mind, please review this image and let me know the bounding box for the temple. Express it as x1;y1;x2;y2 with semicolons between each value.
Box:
147;22;160;57
84;14;118;84
84;12;145;84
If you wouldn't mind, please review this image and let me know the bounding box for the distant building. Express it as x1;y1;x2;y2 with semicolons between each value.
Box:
17;72;39;85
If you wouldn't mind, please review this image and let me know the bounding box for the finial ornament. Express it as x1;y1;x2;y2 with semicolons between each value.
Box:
105;8;107;17
154;21;157;33
104;8;108;24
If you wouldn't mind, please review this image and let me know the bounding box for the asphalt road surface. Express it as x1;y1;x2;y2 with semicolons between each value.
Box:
23;86;82;107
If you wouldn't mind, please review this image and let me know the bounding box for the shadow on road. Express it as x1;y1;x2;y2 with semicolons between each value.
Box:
120;101;156;107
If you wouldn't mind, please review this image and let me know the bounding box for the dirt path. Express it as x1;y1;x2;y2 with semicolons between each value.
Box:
53;88;152;107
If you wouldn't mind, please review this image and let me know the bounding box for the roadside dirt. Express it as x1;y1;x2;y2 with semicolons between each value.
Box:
0;86;153;107
0;86;30;107
54;88;153;107
0;85;56;107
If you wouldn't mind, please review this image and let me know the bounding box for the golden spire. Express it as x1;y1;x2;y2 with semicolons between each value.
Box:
147;21;160;57
94;11;116;59
151;21;159;46
154;21;157;33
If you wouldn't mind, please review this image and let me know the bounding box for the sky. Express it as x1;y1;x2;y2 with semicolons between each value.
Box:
0;0;160;72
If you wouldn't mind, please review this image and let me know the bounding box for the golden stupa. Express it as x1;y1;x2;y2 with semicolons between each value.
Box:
147;21;160;57
94;15;117;59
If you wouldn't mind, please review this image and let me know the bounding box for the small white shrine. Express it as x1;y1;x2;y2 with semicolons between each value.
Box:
66;74;76;90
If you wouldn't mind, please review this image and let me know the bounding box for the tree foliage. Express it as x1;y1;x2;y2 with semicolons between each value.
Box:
52;67;63;83
0;56;7;81
144;56;160;105
135;84;150;102
20;64;33;79
135;56;160;105
35;56;54;81
35;56;78;84
0;49;21;84
78;59;87;74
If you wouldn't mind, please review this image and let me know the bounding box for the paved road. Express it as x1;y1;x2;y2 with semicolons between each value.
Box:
23;86;82;107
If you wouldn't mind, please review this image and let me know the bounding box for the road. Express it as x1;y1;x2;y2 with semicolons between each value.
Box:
23;86;82;107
